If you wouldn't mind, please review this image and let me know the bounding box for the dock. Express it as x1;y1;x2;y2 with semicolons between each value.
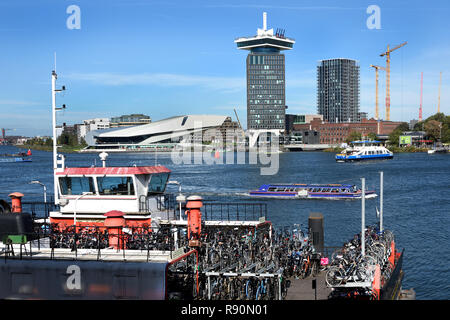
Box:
285;272;331;300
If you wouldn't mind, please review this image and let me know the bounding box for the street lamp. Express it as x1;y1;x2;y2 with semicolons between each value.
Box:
29;180;47;203
74;192;93;226
168;180;185;221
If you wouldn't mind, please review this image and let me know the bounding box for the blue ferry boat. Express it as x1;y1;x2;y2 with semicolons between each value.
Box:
249;183;377;199
336;140;393;162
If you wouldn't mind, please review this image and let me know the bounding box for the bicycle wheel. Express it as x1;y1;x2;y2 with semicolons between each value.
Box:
209;249;220;265
245;279;255;300
325;266;343;287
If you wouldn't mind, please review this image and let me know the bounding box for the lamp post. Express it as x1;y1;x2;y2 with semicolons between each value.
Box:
74;192;93;227
29;180;47;203
168;180;185;221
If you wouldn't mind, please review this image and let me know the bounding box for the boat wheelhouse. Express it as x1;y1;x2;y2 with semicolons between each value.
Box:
50;156;172;228
249;183;377;199
336;140;393;162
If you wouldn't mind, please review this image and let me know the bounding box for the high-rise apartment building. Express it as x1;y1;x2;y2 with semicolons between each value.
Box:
235;12;295;131
317;58;360;123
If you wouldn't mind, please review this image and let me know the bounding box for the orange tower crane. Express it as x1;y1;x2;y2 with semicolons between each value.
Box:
370;65;386;120
380;41;407;121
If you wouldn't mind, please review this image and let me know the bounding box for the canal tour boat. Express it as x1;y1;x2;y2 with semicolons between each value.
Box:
335;141;393;162
249;183;377;199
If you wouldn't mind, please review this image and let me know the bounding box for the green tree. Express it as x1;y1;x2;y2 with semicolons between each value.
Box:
413;113;449;143
57;132;78;146
387;122;409;146
424;120;442;141
346;131;362;144
367;132;378;141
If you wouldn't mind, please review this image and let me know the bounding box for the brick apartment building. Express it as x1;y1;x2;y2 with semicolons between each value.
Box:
293;117;404;145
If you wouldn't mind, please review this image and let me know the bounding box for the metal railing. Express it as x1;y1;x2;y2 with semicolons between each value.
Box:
21;200;59;219
202;202;267;222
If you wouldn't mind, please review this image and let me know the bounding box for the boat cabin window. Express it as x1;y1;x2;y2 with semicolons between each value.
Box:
148;173;169;194
59;177;95;195
97;176;135;196
268;187;276;191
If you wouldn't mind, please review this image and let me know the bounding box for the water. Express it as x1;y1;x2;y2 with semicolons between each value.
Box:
1;145;449;299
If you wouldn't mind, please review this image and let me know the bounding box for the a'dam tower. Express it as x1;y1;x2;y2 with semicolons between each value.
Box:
235;12;295;147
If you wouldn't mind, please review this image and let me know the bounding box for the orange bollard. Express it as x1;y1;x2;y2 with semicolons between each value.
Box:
104;210;126;250
185;196;203;247
8;192;24;213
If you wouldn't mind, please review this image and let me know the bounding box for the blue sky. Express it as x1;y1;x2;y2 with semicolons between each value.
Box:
0;0;449;136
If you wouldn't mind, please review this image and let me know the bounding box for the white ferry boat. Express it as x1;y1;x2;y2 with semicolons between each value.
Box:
336;141;393;162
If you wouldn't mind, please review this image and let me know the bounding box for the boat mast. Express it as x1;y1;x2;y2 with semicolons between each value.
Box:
51;69;66;205
51;70;58;205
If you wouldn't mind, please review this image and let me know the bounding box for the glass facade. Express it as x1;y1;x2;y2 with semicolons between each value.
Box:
247;51;286;130
317;59;360;123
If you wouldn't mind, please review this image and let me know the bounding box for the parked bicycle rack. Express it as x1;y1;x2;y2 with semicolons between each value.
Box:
203;271;284;300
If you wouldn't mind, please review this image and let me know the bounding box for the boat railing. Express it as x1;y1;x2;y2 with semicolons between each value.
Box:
139;193;177;219
201;202;267;222
1;221;185;262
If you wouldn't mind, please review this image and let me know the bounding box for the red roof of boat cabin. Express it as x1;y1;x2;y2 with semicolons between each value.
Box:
55;165;171;176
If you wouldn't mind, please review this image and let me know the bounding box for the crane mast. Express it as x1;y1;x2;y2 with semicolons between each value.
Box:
370;65;385;120
380;41;407;121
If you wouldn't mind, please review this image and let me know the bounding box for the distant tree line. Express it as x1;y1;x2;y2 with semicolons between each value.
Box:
25;133;87;148
388;112;449;145
412;113;449;143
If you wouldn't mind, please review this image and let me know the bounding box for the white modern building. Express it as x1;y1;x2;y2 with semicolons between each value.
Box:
84;115;231;150
77;118;111;143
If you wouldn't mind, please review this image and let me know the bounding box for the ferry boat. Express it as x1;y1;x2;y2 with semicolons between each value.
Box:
249;183;377;199
336;141;393;162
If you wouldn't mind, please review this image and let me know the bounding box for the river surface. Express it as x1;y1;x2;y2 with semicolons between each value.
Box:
0;145;449;299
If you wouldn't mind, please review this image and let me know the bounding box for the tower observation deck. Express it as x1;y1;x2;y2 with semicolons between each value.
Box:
235;12;295;134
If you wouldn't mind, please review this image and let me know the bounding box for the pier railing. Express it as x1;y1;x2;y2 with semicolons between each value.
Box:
201;202;267;222
21;200;58;219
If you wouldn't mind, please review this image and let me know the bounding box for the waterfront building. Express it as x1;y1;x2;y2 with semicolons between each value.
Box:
317;58;360;123
358;112;368;122
202;117;244;146
84;115;230;150
293;117;404;145
110;114;151;127
285;114;323;134
235;12;295;147
76;118;111;143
